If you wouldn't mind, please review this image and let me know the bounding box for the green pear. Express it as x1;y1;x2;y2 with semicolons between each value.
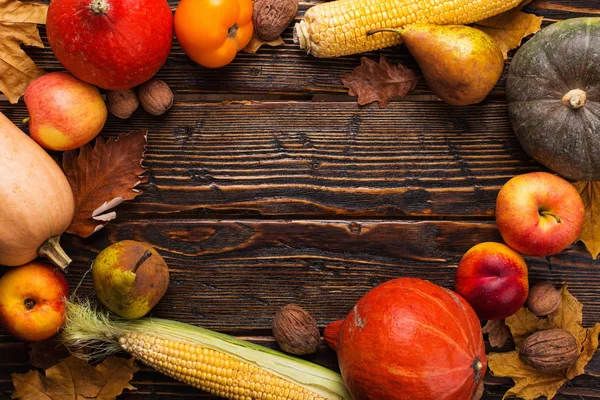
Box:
370;24;504;105
92;240;169;319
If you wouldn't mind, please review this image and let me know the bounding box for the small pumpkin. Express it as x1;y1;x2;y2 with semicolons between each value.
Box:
324;278;486;400
506;18;600;181
46;0;174;90
0;112;74;269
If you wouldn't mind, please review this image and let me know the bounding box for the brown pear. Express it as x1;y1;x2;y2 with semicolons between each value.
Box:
401;24;504;106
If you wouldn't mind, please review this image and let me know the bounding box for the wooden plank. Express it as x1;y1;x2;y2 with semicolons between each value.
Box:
20;1;595;100
0;219;598;399
0;219;592;330
2;101;544;218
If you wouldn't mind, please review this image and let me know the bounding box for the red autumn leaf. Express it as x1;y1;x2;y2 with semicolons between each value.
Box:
342;55;420;108
62;130;148;238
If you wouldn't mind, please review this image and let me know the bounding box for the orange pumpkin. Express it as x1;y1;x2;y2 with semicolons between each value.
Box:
324;278;486;400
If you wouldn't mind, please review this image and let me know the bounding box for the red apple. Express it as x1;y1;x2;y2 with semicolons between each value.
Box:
24;72;107;151
0;262;69;341
455;242;529;320
496;172;584;257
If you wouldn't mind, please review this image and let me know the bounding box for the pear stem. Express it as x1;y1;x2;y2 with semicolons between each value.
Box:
132;250;152;273
367;28;404;37
38;236;72;271
540;210;562;223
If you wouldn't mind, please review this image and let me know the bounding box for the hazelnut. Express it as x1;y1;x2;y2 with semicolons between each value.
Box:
106;89;139;119
253;0;299;41
138;79;173;116
519;329;579;372
272;304;320;355
527;282;561;317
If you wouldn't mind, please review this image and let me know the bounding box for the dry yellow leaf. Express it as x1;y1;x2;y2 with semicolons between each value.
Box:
12;356;138;399
488;285;600;400
0;0;47;103
243;32;285;54
475;9;543;59
483;319;511;348
573;181;600;260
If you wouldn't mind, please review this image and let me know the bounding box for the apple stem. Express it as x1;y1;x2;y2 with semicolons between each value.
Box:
38;236;72;271
540;210;562;223
132;250;152;273
367;28;404;37
24;298;35;310
22;117;30;124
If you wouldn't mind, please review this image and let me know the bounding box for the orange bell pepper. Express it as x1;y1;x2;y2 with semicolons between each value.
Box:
174;0;253;68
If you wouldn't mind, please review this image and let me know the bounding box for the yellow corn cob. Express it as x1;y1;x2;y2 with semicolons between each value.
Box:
62;301;351;400
294;0;525;57
119;332;327;399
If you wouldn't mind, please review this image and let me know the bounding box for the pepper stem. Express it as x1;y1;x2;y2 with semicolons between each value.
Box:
90;0;109;14
367;28;404;37
228;23;239;40
38;236;72;271
562;89;587;109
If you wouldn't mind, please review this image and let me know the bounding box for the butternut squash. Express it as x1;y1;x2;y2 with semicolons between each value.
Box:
0;112;74;269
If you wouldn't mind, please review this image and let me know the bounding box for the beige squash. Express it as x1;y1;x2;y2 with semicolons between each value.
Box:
0;111;74;269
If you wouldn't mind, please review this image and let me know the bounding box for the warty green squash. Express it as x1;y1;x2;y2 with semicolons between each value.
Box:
0;112;74;269
507;17;600;181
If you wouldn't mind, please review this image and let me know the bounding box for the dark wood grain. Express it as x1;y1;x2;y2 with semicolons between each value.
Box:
20;0;596;100
2;101;543;218
1;1;599;399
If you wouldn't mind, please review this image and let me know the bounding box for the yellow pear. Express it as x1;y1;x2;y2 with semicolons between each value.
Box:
371;24;504;105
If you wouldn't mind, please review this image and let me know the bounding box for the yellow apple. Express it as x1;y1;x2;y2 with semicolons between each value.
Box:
0;262;69;341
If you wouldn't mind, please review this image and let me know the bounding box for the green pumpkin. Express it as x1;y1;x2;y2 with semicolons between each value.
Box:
507;17;600;181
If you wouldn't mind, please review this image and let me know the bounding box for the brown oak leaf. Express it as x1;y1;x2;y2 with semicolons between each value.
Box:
573;181;600;260
483;319;511;348
243;31;285;54
12;356;138;399
342;55;420;108
488;285;600;400
0;0;47;103
475;9;543;59
62;130;148;238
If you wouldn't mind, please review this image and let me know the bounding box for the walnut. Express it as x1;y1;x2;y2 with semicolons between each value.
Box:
138;79;173;116
272;304;320;355
527;282;561;317
106;89;139;119
519;329;579;372
253;0;299;41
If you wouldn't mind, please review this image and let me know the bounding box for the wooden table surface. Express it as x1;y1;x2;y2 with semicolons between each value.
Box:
1;1;600;399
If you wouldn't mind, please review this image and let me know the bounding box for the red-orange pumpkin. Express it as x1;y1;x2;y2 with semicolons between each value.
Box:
324;278;486;400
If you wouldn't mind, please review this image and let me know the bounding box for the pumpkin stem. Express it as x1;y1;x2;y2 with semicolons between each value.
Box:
38;236;72;271
540;210;562;223
367;28;404;37
562;89;586;109
90;0;109;15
